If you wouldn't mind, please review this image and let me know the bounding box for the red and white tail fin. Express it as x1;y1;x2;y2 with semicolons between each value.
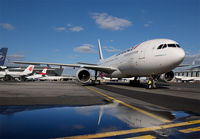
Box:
40;67;47;76
24;65;34;74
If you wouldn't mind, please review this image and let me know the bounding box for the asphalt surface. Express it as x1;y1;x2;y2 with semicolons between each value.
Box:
0;81;200;139
0;81;108;106
94;83;200;114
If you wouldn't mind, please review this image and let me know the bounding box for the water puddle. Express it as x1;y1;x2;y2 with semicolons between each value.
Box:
0;103;194;138
171;111;190;119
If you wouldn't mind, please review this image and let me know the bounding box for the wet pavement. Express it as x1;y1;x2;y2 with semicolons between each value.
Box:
0;81;200;138
0;102;199;138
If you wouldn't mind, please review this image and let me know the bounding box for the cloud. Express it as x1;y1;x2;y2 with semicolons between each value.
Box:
91;13;132;31
5;55;26;66
53;27;67;32
103;46;120;52
144;21;152;27
73;44;95;53
0;23;15;31
182;51;200;65
66;24;72;27
53;25;84;32
70;26;84;32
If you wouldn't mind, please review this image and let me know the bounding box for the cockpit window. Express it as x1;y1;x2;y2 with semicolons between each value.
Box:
168;44;176;47
175;44;181;48
157;44;163;49
162;44;167;49
157;43;181;50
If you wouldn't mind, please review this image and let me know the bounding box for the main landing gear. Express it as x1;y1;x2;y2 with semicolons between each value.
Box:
91;71;101;85
148;76;158;89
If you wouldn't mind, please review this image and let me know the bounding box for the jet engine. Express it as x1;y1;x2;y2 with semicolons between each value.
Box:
76;68;91;84
159;71;175;82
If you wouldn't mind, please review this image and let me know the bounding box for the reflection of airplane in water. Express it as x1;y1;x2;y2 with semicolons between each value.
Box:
75;102;177;128
15;39;185;88
0;102;191;130
0;65;34;81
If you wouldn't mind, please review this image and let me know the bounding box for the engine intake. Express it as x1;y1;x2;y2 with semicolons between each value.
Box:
159;71;175;82
76;68;91;84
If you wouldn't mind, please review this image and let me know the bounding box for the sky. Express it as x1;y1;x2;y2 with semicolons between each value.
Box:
0;0;199;66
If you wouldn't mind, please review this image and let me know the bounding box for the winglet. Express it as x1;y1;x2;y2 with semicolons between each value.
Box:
98;40;104;60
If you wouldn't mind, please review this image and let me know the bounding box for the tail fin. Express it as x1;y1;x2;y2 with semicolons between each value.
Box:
40;67;47;76
98;40;104;61
24;65;34;74
0;48;8;66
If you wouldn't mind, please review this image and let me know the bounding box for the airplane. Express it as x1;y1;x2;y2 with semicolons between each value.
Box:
39;75;74;81
14;39;185;88
0;48;8;69
0;65;34;81
26;67;47;80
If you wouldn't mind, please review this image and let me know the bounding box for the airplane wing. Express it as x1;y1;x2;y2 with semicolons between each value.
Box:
14;61;117;73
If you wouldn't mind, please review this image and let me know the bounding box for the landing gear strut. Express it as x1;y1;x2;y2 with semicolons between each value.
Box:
92;71;101;85
148;76;157;89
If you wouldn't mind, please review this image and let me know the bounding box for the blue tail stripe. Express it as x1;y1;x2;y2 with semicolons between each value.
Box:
0;48;8;66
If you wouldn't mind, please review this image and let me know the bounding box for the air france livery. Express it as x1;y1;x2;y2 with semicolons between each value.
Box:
15;39;185;87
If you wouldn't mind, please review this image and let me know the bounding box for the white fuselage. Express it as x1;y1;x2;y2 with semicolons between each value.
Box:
40;76;74;81
26;74;43;80
98;39;185;78
0;70;28;78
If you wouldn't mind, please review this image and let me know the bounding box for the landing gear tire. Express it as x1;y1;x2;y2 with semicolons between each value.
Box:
3;75;11;81
148;77;157;89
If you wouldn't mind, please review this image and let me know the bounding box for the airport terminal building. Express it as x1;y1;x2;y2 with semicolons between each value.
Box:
175;66;200;78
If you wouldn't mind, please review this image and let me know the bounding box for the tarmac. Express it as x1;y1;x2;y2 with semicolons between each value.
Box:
0;81;108;106
0;80;200;138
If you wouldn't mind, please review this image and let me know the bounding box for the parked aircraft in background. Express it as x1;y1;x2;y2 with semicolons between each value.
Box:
26;67;47;80
15;39;185;88
39;75;74;81
0;65;34;81
0;48;8;69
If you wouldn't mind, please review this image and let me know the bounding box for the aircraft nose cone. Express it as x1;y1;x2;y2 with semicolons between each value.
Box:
177;48;185;62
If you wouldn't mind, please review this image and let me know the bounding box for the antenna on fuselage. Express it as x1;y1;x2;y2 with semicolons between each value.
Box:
98;39;104;61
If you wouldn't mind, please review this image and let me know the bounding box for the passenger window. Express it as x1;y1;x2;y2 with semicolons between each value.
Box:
162;44;167;49
157;44;163;49
168;44;176;47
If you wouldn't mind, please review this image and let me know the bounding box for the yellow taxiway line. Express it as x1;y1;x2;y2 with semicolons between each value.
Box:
179;126;200;133
85;86;171;123
56;120;200;139
125;135;156;139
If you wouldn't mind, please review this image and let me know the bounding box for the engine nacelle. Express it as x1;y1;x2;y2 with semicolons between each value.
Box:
159;71;175;82
76;68;91;84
